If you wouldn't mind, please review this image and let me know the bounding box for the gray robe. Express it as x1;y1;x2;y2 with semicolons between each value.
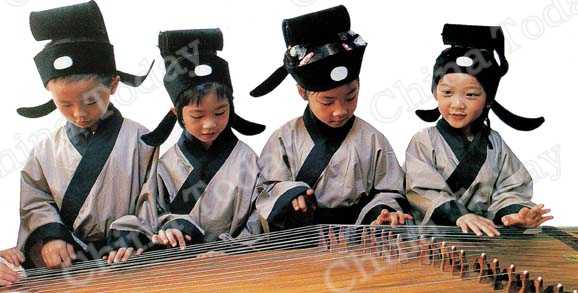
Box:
256;111;406;232
405;126;535;225
153;134;262;243
17;107;157;267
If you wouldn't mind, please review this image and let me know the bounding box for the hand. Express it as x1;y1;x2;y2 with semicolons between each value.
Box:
0;263;18;287
40;240;76;269
370;210;413;227
152;229;192;250
456;213;500;237
103;247;144;265
501;204;553;228
291;189;315;213
0;248;24;267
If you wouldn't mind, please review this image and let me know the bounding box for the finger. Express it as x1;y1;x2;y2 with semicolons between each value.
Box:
121;248;134;262
107;250;117;265
114;248;127;264
403;213;414;220
16;250;25;264
398;213;406;225
535;215;554;227
456;221;467;233
479;223;499;237
298;196;307;212
390;214;399;228
468;222;483;237
7;254;19;266
136;248;144;256
58;248;72;268
291;199;299;212
166;231;178;248
539;208;551;215
0;267;18;283
67;244;76;261
158;230;169;246
185;235;192;241
306;189;314;196
151;235;160;245
175;231;186;250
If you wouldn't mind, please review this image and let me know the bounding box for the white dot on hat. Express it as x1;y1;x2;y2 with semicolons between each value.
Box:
330;66;348;82
456;56;474;67
194;64;212;77
53;56;73;70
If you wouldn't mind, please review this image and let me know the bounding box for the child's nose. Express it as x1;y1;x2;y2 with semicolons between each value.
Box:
333;102;348;118
202;119;216;129
450;95;466;109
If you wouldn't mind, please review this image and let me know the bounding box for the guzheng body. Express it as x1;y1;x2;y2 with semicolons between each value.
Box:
3;225;577;292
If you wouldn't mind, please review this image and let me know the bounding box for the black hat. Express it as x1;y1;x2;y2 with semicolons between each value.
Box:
416;24;544;131
250;5;367;97
17;1;154;119
141;29;265;147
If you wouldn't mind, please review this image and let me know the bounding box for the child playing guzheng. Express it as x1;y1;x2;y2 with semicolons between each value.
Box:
250;5;412;232
140;29;266;248
405;24;553;237
16;1;157;268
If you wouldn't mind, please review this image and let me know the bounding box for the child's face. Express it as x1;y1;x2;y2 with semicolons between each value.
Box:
48;76;119;129
181;91;230;149
300;79;359;128
435;73;487;132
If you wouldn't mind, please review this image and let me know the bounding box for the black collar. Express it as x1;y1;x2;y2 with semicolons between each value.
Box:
436;118;491;161
65;104;121;156
302;106;355;144
177;127;238;168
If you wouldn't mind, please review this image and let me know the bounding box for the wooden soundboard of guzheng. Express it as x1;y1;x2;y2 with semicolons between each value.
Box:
2;225;577;292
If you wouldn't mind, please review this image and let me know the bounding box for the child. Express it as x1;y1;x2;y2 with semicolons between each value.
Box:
0;248;23;287
406;24;553;237
140;29;266;248
250;6;412;232
17;1;156;268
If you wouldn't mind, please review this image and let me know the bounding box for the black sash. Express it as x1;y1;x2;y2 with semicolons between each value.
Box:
296;107;355;186
170;128;238;214
60;106;124;230
436;119;491;194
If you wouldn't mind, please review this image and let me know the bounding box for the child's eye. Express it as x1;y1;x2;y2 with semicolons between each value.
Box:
321;101;333;106
346;96;356;102
466;92;481;99
442;90;453;96
215;111;226;116
190;116;203;119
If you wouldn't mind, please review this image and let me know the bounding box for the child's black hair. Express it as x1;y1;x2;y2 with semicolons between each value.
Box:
175;82;233;126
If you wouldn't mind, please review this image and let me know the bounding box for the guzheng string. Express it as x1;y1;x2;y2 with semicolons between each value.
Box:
9;225;577;292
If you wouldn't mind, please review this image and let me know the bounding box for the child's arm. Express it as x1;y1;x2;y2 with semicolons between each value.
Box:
489;141;553;228
106;140;161;264
405;133;468;223
19;151;77;268
255;133;314;232
357;135;412;225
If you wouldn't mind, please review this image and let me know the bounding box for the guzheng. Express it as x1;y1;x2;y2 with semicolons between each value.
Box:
2;225;577;292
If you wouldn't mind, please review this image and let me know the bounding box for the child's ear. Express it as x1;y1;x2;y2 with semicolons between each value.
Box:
297;84;308;101
109;75;121;95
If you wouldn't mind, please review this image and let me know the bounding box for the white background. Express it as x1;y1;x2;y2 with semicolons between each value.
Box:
0;0;576;250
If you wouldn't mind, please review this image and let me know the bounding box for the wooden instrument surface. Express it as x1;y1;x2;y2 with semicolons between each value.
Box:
3;225;577;293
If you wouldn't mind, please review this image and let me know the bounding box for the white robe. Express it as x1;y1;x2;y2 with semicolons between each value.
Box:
405;125;535;225
17;106;157;267
256;109;406;232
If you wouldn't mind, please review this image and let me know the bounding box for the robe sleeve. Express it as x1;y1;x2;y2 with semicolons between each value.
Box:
17;148;75;267
404;132;468;225
107;136;162;250
255;131;311;232
155;175;205;244
488;138;535;224
357;135;408;224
